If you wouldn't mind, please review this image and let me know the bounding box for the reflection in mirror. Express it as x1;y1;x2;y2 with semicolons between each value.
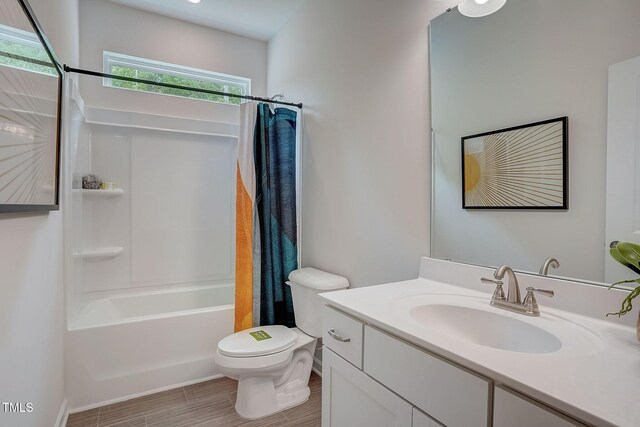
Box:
604;56;640;285
430;0;640;285
0;0;61;212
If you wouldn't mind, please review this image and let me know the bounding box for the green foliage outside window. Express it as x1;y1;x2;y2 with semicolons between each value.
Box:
110;66;244;105
0;39;56;76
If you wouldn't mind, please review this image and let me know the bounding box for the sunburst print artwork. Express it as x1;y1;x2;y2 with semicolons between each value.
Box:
462;117;568;209
0;0;63;213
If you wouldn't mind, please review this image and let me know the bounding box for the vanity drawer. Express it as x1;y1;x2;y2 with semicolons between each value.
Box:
322;305;364;369
364;326;491;427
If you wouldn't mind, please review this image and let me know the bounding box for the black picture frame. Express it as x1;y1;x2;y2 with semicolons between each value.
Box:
0;0;63;213
461;117;568;210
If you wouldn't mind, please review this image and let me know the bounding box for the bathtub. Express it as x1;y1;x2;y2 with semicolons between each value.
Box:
66;283;235;410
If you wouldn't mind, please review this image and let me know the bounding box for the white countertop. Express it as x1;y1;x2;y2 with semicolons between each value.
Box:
320;277;640;427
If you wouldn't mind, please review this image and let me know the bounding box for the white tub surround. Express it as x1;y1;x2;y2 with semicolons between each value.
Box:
63;83;239;411
63;82;238;316
320;257;640;427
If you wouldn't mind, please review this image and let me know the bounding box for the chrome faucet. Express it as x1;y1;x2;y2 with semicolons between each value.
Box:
481;265;554;316
539;257;560;276
481;265;521;303
495;265;522;303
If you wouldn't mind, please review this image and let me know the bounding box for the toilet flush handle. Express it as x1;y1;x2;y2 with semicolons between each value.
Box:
328;329;351;343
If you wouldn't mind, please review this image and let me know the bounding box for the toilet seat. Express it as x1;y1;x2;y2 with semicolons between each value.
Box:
214;327;315;372
218;325;298;358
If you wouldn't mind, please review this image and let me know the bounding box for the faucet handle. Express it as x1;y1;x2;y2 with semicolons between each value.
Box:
481;277;506;302
526;287;555;297
523;287;554;315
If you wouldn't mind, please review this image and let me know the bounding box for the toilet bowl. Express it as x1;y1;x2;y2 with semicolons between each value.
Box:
214;268;349;419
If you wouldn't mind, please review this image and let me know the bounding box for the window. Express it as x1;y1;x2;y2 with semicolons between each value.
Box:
0;24;56;76
103;51;251;105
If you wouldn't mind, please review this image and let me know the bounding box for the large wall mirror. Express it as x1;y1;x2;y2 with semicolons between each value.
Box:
0;0;62;212
430;0;640;286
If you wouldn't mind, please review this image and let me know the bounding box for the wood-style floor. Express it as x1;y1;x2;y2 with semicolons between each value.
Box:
66;372;321;427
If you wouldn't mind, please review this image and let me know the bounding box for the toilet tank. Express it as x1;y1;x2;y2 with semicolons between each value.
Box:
287;268;349;338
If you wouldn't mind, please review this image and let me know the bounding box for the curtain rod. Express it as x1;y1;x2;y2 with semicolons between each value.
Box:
63;65;303;109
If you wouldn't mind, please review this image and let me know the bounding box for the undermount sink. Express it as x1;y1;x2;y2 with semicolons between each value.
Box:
409;304;562;354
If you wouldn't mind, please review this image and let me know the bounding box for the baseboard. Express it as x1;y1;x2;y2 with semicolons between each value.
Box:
55;398;68;427
67;374;224;414
312;356;322;377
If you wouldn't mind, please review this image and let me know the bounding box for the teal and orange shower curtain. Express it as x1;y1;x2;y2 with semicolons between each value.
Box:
235;102;299;331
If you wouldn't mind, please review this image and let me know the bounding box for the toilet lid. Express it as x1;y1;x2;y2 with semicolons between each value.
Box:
218;325;298;357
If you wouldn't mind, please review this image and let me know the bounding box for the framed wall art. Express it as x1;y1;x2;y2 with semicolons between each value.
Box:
462;117;568;210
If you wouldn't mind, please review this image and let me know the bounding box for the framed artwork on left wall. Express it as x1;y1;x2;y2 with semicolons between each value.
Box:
461;117;568;210
0;0;63;213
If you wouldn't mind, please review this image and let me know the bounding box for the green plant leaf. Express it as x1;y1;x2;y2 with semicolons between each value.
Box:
610;241;640;275
618;241;640;265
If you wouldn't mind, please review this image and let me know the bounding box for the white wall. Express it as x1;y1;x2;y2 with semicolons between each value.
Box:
0;1;78;425
0;214;64;427
268;0;455;287
29;0;79;67
430;0;640;282
79;0;267;123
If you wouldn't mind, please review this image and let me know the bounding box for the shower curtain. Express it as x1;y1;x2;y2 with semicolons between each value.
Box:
235;102;299;332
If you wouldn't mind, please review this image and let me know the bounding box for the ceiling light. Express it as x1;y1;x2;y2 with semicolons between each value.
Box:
458;0;507;17
187;0;201;4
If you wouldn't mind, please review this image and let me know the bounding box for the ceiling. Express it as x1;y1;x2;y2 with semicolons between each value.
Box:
106;0;306;41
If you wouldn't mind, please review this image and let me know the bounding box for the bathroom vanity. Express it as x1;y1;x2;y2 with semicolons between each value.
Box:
320;258;640;427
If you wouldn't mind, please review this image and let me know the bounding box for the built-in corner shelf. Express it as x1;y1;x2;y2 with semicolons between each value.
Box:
73;246;124;261
74;189;125;199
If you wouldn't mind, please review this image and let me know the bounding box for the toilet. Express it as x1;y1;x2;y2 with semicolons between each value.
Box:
214;267;349;419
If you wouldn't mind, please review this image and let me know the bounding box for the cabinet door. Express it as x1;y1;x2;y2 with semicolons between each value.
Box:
322;347;412;427
364;326;491;427
494;386;586;427
413;408;444;427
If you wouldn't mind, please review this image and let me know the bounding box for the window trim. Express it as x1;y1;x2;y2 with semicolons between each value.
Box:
102;51;251;105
